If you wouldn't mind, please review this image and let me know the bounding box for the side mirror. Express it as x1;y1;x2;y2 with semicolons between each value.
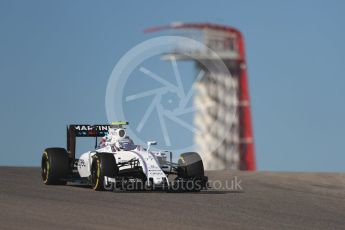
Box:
147;141;157;151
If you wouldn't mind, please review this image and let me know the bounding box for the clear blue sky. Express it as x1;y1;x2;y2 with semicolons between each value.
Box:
0;0;344;172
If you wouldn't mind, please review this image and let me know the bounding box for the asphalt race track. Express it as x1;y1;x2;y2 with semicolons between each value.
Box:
0;167;344;230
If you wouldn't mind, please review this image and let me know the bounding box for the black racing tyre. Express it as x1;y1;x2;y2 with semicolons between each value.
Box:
91;153;118;191
178;152;204;178
41;148;69;185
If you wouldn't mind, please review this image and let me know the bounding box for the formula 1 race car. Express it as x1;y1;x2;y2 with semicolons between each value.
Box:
41;122;208;192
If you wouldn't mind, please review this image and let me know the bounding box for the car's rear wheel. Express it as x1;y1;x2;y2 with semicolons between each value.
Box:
41;148;69;185
91;153;118;191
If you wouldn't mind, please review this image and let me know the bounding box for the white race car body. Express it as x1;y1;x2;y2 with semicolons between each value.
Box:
41;122;207;192
77;146;169;185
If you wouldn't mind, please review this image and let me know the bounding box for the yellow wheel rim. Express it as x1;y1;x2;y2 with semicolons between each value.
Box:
42;151;50;184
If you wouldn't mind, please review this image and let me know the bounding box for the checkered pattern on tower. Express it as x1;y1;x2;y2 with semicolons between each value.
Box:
194;62;240;170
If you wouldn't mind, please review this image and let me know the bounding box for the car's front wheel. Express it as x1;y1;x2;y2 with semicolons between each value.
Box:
91;153;118;191
177;152;206;192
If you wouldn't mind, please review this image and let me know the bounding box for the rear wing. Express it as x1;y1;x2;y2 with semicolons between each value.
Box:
67;122;129;159
67;125;110;159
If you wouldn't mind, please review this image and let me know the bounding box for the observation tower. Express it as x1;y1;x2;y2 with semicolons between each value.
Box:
145;23;256;170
